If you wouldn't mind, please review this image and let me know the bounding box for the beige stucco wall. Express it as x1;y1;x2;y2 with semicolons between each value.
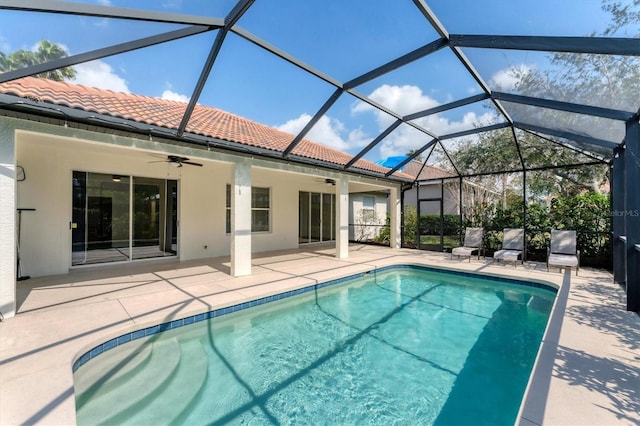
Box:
349;192;388;241
11;126;400;279
14;133;308;277
1;117;402;317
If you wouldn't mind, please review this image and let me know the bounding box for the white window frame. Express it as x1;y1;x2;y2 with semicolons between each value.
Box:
226;184;271;233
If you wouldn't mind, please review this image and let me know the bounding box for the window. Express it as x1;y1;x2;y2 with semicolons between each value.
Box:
362;195;375;212
226;185;271;233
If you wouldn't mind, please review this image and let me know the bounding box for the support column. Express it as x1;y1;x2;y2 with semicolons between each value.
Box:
624;119;639;312
335;176;349;259
0;120;16;319
230;159;251;277
611;149;626;286
389;186;401;249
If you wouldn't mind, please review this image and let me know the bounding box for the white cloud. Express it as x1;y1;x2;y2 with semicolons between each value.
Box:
276;113;370;151
276;83;498;160
97;0;111;5
94;18;109;28
352;84;497;158
352;84;439;123
161;90;190;103
162;0;183;9
72;60;130;93
489;64;532;91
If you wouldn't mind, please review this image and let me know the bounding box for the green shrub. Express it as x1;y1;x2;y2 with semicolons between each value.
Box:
400;192;610;263
375;214;390;244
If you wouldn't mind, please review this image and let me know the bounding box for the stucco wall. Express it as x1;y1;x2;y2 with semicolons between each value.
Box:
13;129;392;278
15;133;313;277
1;118;402;317
349;192;388;241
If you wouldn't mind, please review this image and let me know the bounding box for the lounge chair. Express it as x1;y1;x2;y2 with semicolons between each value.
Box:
451;227;483;262
493;228;524;267
547;230;580;275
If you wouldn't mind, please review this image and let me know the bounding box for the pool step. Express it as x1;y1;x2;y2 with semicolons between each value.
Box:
111;339;209;425
75;337;181;425
75;340;153;403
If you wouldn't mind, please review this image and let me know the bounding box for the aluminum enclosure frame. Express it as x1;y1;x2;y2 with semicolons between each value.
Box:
0;0;639;310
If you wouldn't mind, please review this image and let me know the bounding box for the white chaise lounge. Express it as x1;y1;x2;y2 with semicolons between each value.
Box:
547;229;580;275
493;228;524;267
451;227;483;262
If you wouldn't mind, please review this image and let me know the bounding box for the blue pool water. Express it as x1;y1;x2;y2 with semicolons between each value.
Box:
74;266;556;425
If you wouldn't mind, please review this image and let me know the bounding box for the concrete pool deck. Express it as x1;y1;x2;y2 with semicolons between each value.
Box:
0;244;638;425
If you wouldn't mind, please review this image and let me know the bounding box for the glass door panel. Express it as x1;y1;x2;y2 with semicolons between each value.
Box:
165;180;178;254
322;193;333;241
133;177;163;260
310;193;321;242
72;172;177;265
72;172;130;265
72;171;87;260
299;192;310;244
299;191;335;244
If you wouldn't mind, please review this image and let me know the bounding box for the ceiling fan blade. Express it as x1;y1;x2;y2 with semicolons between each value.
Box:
183;161;203;167
168;155;189;162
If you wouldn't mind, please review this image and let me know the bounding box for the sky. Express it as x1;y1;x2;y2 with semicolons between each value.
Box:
0;0;628;163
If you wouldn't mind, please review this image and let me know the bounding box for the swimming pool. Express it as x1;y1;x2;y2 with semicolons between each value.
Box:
73;265;556;425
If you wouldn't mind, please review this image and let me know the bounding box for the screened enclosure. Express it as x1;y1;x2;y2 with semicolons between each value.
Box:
0;0;638;310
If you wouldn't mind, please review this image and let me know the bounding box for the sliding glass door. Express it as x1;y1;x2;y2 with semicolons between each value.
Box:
72;171;177;266
299;191;335;244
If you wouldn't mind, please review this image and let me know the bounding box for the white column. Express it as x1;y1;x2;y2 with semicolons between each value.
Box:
0;121;16;319
389;186;401;249
335;176;349;259
231;159;252;277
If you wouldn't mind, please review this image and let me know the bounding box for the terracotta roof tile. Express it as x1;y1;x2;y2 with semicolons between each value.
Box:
0;76;410;179
402;160;457;180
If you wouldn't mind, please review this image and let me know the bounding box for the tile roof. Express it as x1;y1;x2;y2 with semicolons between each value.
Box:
0;76;411;179
402;160;457;180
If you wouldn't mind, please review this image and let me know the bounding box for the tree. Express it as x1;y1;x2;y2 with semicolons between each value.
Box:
0;40;76;81
447;1;637;200
451;129;609;200
602;0;640;35
406;149;424;163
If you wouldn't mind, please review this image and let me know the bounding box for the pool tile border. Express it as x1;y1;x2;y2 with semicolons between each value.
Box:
72;264;557;372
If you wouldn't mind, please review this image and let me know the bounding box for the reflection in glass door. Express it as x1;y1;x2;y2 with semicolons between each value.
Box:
72;171;178;266
299;191;335;244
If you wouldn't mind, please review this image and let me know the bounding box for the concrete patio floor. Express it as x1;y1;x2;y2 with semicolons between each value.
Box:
0;244;638;425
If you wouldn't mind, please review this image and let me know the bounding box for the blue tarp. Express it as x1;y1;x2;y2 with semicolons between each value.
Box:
376;156;407;169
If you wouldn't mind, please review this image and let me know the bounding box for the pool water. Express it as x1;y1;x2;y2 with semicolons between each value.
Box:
74;267;556;425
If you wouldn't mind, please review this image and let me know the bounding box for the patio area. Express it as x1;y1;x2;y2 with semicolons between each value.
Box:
0;244;637;425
